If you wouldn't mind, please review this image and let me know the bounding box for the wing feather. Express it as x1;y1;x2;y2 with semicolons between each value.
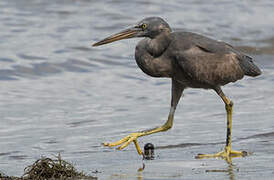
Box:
175;45;245;86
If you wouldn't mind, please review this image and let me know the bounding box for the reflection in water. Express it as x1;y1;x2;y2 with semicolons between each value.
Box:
1;0;274;179
137;163;145;180
227;163;236;180
137;163;145;172
205;159;239;180
225;159;240;180
137;171;143;180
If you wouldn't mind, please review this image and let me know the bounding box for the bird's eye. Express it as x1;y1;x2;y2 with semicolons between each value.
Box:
141;23;147;30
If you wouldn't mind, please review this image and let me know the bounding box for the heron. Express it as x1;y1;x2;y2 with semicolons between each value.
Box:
92;17;261;159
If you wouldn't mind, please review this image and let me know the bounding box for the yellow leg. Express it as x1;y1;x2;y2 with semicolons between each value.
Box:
104;80;184;156
196;88;247;160
104;107;175;155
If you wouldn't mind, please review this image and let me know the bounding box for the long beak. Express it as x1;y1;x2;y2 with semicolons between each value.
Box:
92;27;141;47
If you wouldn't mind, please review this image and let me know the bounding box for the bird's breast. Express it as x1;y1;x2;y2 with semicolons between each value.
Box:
135;41;172;78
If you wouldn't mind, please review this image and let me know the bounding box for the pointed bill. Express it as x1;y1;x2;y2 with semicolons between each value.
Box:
92;27;141;47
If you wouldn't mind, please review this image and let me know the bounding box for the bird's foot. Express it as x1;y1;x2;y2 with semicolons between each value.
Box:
195;146;248;160
103;132;143;155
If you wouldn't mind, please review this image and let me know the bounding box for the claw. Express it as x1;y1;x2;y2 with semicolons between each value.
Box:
118;137;134;150
195;148;248;160
103;132;143;155
104;136;130;147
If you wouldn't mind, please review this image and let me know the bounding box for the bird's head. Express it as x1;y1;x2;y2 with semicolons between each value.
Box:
92;17;171;46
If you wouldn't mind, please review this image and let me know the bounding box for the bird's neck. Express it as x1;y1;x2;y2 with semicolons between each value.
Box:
147;31;171;57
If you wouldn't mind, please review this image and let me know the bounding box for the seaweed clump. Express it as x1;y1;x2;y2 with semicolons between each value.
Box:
0;154;97;180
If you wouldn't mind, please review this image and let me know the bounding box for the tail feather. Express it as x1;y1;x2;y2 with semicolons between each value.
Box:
238;55;262;77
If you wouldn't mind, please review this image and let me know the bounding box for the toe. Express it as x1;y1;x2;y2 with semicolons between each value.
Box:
118;137;135;150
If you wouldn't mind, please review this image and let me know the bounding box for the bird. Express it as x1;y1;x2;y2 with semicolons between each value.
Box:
92;17;261;160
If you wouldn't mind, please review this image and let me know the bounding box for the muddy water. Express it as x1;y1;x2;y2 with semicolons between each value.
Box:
0;0;274;179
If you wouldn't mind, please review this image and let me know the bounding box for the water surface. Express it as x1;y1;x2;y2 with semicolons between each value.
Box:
0;0;274;179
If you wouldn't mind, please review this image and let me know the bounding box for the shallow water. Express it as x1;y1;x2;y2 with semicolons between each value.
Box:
0;0;274;179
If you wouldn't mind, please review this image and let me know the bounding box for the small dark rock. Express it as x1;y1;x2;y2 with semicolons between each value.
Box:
144;143;154;160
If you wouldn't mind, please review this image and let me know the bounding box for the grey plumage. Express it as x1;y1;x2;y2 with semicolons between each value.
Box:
92;17;262;157
135;29;261;90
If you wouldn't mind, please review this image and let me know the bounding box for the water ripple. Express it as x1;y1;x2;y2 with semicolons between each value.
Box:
0;0;274;178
